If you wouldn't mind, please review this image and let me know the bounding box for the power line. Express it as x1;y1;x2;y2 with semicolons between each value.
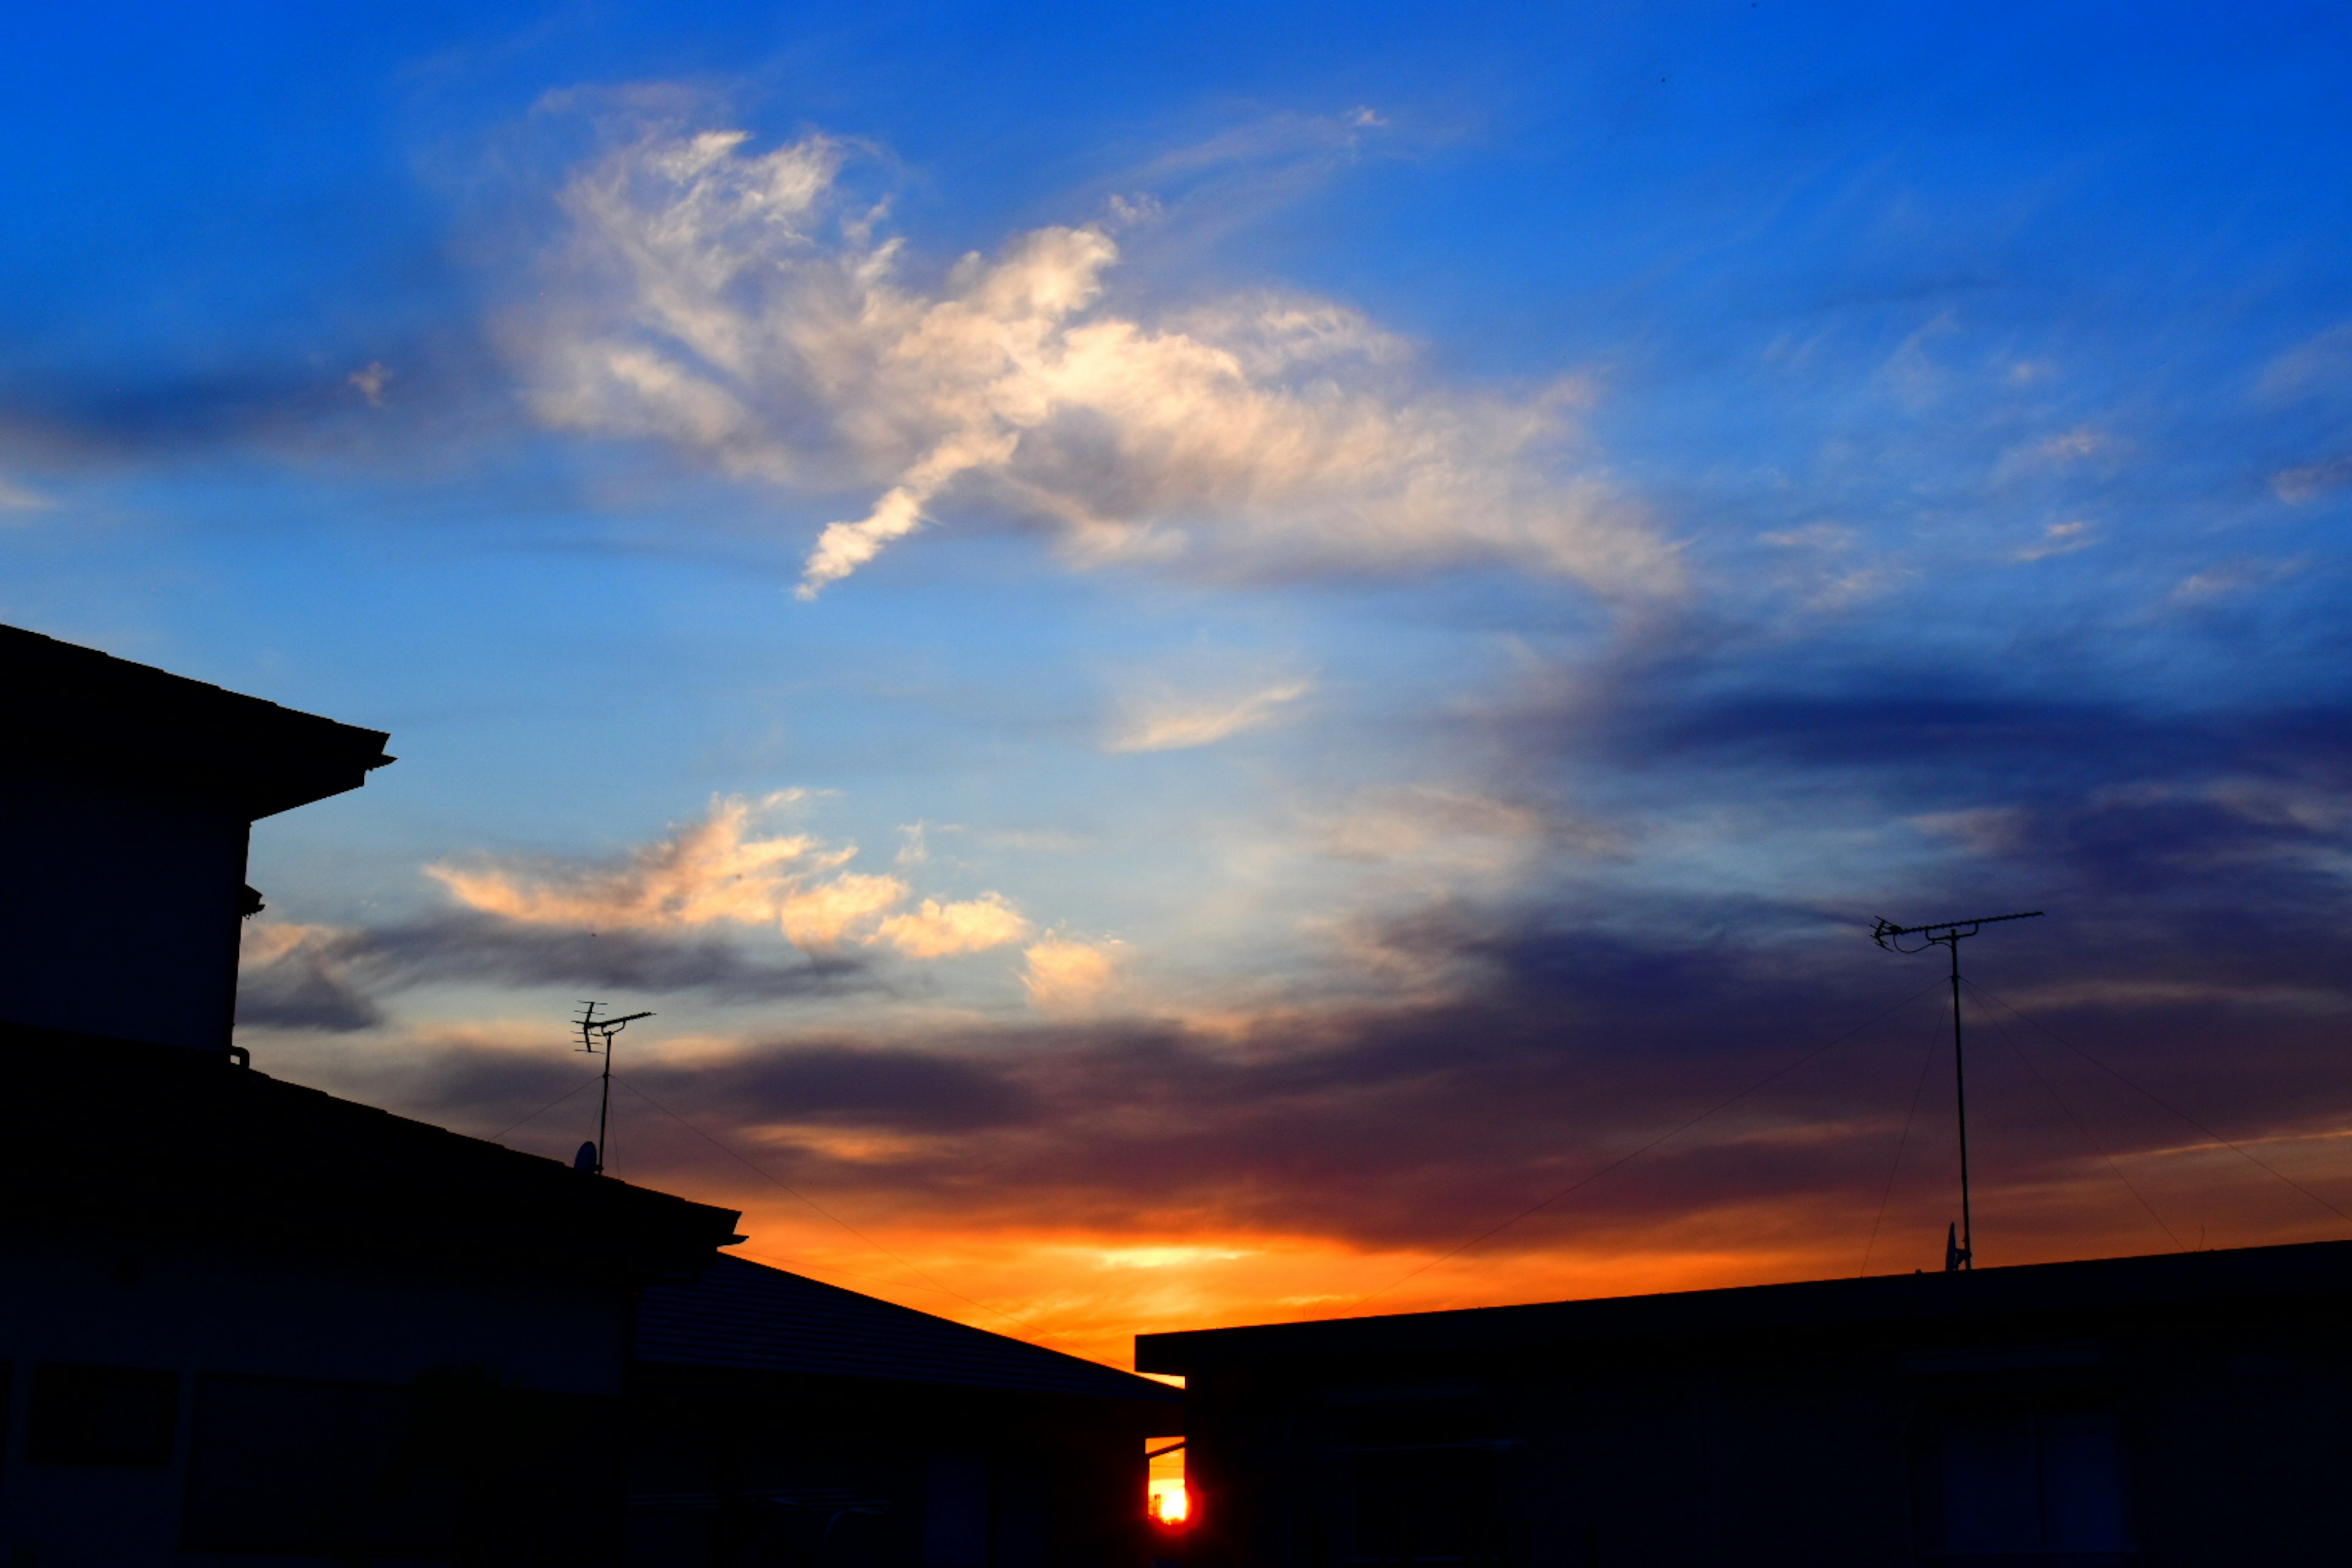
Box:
1352;979;1948;1310
1964;979;2352;1231
487;1072;605;1143
1965;995;2185;1252
608;1074;1098;1355
1858;1009;1945;1277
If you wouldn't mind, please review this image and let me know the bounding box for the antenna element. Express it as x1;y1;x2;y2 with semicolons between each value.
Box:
1870;911;2043;1270
573;1001;653;1177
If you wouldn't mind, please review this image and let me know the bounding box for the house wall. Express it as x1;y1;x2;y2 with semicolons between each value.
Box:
0;765;251;1054
1177;1302;2352;1567
0;1215;641;1565
624;1368;1159;1568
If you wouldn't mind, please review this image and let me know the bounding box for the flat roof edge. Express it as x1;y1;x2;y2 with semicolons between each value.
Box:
1134;1238;2352;1374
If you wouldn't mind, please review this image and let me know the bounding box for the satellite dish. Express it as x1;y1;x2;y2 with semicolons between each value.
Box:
574;1140;598;1173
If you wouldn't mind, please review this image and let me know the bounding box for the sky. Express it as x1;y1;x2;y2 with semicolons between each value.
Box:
6;1;2351;1367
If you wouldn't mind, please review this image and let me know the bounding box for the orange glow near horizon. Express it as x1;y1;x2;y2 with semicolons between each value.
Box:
709;1179;2352;1369
626;1119;2352;1371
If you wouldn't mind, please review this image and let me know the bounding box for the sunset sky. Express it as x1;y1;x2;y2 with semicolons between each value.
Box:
6;2;2351;1366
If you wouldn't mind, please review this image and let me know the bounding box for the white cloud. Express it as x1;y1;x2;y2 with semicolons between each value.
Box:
349;362;391;407
517;125;1676;599
1107;679;1312;753
2011;520;2095;562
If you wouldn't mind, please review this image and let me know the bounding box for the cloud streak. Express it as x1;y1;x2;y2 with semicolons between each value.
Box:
1107;678;1312;753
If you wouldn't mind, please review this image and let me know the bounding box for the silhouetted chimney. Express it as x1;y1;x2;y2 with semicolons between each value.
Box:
0;625;392;1053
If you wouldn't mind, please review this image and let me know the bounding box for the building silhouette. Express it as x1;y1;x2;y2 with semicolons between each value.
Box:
628;1257;1178;1564
1139;1240;2352;1566
0;625;1175;1566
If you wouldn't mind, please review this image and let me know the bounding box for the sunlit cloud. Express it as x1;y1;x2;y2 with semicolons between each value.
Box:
1107;678;1312;753
1021;933;1122;1012
516;124;1678;599
873;894;1032;957
776;872;908;949
426;791;837;931
424;793;1025;957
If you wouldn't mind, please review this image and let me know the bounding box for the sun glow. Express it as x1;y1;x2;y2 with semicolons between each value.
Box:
1148;1436;1189;1528
1148;1479;1189;1525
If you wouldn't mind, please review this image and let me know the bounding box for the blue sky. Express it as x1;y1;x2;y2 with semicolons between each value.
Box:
7;1;2351;1357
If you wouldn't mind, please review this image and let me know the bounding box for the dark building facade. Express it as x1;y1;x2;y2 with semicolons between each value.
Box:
1137;1241;2352;1567
1;625;1172;1566
626;1256;1182;1566
0;623;393;1054
1;1025;744;1564
0;625;747;1562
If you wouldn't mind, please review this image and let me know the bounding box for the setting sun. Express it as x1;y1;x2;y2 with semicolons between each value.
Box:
1148;1436;1189;1528
1148;1480;1189;1526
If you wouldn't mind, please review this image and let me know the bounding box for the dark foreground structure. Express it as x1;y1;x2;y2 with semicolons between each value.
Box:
1;1024;744;1563
0;625;1175;1566
1139;1240;2352;1567
627;1256;1180;1566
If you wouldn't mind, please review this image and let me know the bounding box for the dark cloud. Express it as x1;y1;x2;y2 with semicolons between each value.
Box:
234;940;387;1033
372;899;2350;1278
352;913;876;1000
236;911;878;1033
659;1047;1040;1134
0;327;514;469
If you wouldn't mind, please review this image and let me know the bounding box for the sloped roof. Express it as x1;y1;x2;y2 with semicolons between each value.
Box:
1135;1237;2352;1374
636;1254;1181;1405
1;1022;742;1280
0;622;393;820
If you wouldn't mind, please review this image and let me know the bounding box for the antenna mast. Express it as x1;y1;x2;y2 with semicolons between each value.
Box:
1871;910;2042;1270
574;1001;652;1177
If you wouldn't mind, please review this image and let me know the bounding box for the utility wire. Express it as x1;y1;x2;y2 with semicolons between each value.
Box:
1859;1008;1945;1277
1964;979;2352;1231
488;1072;605;1143
1354;979;1948;1310
1966;997;2186;1251
609;1074;1101;1357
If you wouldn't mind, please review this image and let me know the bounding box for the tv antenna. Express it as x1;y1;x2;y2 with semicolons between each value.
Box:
1871;910;2042;1271
573;1001;652;1177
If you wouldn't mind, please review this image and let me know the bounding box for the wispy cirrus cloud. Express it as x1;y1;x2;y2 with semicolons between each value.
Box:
0;476;51;511
2272;456;2352;505
1107;677;1313;753
514;124;1677;600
